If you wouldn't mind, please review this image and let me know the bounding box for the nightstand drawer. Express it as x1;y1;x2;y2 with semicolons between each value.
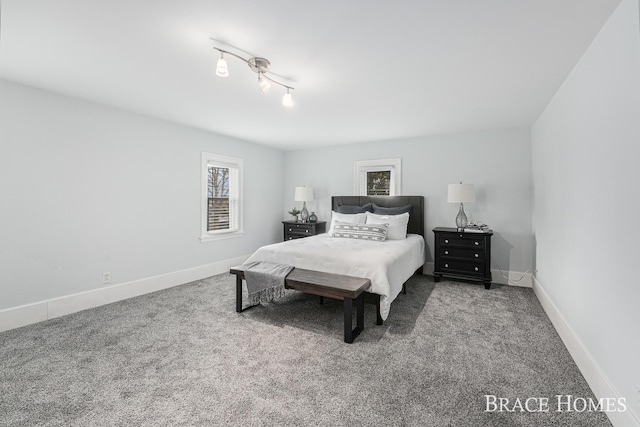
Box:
439;235;485;248
282;221;327;241
287;223;314;232
287;228;312;237
286;235;308;240
286;224;313;234
441;260;485;276
439;247;484;260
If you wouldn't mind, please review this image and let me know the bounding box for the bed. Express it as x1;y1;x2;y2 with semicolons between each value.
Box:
244;195;426;322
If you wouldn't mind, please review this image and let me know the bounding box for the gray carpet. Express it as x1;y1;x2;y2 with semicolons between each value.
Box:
0;273;611;426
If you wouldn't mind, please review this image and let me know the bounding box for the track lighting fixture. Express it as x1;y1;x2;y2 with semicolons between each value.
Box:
211;45;295;107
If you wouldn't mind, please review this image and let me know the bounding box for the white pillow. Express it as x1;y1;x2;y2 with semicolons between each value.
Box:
328;211;367;234
365;211;409;240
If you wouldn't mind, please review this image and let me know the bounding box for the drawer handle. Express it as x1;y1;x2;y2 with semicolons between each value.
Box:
474;241;479;246
445;264;449;268
475;253;479;258
444;250;449;255
288;228;292;232
475;267;479;271
305;230;309;233
444;239;449;244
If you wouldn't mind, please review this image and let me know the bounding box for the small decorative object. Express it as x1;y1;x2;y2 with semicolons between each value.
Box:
464;221;489;233
294;186;314;223
288;207;300;222
309;212;318;222
447;182;475;231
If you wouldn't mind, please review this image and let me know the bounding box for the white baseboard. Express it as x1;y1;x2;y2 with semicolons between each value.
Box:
423;262;532;287
491;268;532;287
0;255;250;333
533;276;640;427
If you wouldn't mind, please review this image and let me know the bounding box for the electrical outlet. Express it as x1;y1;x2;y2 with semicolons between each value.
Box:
102;272;111;284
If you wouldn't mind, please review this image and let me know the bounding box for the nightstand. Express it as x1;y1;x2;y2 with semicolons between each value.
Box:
282;221;327;241
432;227;493;289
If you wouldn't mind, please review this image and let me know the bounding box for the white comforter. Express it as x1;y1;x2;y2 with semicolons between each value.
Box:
245;233;425;320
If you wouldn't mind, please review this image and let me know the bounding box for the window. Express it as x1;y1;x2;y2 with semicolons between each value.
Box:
354;158;402;196
365;170;391;195
201;153;243;241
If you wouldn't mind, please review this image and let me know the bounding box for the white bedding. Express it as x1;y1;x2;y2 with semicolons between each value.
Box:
244;233;425;320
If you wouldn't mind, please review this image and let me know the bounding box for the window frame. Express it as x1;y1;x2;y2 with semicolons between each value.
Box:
354;158;402;196
200;152;244;242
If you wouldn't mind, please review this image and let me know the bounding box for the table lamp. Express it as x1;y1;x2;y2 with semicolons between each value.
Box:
294;186;314;223
447;182;475;231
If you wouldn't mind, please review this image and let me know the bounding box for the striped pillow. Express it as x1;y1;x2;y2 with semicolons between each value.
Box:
331;221;388;241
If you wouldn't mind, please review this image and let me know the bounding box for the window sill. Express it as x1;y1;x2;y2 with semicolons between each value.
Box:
200;231;244;243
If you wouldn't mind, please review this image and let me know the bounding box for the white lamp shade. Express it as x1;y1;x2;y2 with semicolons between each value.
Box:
282;92;293;107
216;57;228;77
258;74;271;93
294;186;314;202
447;183;475;203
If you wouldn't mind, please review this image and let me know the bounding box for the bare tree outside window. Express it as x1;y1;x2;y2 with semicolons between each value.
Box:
208;167;229;198
208;166;230;231
366;171;391;196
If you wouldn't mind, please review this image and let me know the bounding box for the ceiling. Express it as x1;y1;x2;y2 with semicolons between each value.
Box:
0;0;621;150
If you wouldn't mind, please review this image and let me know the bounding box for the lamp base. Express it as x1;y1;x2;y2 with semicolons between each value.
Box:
300;201;309;223
455;203;468;231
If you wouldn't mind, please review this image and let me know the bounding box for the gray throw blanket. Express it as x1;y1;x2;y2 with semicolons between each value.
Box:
243;261;294;306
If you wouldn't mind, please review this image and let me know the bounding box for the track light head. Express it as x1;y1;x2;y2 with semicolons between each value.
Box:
216;53;228;78
258;73;271;93
282;89;293;107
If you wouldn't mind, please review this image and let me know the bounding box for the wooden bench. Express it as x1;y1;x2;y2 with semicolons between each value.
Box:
230;267;370;343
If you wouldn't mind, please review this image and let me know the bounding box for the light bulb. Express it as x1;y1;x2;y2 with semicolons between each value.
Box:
282;90;293;107
216;55;228;78
258;73;271;93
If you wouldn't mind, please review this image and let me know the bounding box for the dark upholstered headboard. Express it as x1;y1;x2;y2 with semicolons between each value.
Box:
331;196;425;237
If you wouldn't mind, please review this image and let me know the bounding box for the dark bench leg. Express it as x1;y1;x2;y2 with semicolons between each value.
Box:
235;274;243;312
376;298;383;325
357;293;364;330
344;294;365;343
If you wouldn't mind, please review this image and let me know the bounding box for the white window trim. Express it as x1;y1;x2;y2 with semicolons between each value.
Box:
200;152;244;242
354;158;402;196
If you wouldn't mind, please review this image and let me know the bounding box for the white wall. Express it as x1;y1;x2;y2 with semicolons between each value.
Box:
284;128;533;280
532;0;640;425
0;79;284;312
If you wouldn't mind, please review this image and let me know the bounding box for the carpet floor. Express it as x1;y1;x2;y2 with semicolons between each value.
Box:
0;273;611;426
